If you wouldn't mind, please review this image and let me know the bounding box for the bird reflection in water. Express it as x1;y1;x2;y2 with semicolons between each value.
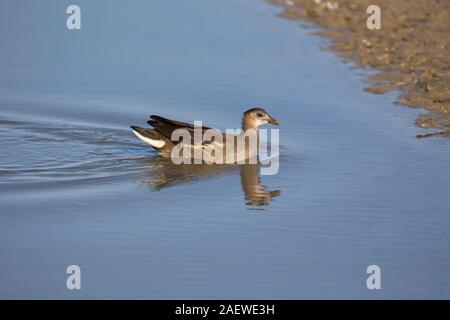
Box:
135;155;281;208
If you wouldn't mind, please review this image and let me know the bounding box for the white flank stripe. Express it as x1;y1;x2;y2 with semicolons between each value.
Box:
132;129;165;149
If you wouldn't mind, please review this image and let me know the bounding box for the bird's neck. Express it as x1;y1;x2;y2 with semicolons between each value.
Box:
241;120;260;155
242;118;259;132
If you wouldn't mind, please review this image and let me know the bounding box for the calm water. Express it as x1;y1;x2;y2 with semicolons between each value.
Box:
1;0;449;299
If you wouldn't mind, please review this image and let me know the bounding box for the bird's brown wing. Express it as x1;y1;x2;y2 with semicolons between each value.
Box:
149;115;213;130
147;115;222;145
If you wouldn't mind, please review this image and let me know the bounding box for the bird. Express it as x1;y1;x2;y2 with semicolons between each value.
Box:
130;107;279;163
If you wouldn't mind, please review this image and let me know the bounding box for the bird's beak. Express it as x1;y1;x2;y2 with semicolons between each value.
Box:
268;116;279;126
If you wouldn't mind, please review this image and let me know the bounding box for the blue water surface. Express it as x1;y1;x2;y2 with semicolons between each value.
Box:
0;0;449;299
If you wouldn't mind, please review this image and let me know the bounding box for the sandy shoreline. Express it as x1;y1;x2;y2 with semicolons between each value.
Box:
268;0;450;137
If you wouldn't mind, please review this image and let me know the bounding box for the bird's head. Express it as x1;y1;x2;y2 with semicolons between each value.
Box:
242;107;279;130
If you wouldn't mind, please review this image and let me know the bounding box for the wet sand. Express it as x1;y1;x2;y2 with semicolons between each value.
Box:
269;0;450;137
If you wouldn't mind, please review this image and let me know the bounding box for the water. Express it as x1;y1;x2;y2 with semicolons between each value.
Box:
1;0;449;299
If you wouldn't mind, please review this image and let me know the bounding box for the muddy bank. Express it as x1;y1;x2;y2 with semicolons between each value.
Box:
268;0;450;137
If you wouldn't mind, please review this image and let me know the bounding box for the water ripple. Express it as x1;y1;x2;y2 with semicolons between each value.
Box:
0;116;151;188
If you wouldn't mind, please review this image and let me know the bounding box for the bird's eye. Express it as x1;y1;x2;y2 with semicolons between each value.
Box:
257;112;264;118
